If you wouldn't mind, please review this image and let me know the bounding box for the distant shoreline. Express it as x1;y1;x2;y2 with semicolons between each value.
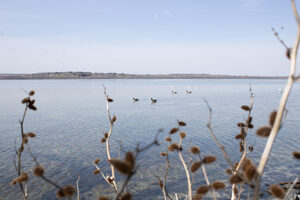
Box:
0;72;287;80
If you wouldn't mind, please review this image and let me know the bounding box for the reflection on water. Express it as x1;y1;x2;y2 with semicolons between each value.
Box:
0;79;299;199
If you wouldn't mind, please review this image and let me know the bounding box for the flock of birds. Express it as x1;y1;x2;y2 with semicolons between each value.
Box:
132;90;192;104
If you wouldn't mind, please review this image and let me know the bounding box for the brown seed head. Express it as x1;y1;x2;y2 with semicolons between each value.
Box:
190;146;200;154
212;181;226;190
107;177;114;184
226;168;232;174
168;143;179;152
22;97;30;104
240;127;245;137
293;152;300;159
202;156;216;164
165;137;172;142
108;159;132;175
245;164;257;181
242;158;252;171
107;98;113;102
241;105;250;111
98;196;109;200
169;128;178;134
63;185;75;197
180;132;186;139
56;189;65;198
125;152;135;168
112;115;117;123
120;192;132;200
28;104;37;111
196;185;209;194
23;137;28;144
16;173;29;183
248;124;254;129
256;126;272;138
246;116;253;125
269;111;277;127
101;138;106;143
160;152;168;157
286;48;291;60
27;132;36;138
104;132;109;139
34;166;44;177
192;194;203;200
269;184;284;199
93;169;100;175
29;90;35;96
235;134;242;140
191;161;201;173
10;179;17;185
229;174;243;184
237;122;245;128
158;180;163;189
178;121;186;126
94;158;100;164
233;185;238;196
248;146;254;152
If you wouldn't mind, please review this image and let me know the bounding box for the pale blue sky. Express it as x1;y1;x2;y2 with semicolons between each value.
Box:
0;0;299;75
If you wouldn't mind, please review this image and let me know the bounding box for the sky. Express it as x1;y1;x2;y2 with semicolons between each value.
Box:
0;0;299;75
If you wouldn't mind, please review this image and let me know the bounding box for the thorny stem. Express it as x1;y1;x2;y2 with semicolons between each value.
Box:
253;0;300;199
178;137;192;200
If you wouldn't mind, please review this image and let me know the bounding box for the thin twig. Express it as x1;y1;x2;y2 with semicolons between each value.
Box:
253;0;300;198
283;177;298;200
76;175;80;200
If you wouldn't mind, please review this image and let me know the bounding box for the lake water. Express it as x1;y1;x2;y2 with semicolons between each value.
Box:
0;79;299;200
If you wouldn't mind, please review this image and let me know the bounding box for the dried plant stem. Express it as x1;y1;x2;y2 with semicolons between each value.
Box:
201;164;217;200
253;1;300;199
283;177;298;200
204;99;233;169
76;175;80;200
104;88;118;192
178;138;192;200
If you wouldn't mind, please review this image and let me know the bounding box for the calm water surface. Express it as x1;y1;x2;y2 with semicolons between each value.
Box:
0;79;299;200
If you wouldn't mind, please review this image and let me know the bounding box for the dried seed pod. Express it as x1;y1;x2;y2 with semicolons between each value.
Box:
233;185;238;196
286;48;291;60
246;116;253;125
107;98;113;102
168;143;179;152
242;158;252;171
235;134;242;140
120;192;132;200
202;156;216;164
178;121;186;126
269;111;277;127
98;196;109;200
256;126;272;137
10;179;17;185
101;138;106;143
241;105;250;111
107;176;114;184
125;152;135;168
196;185;209;194
212;181;225;190
160;152;168;157
192;194;203;200
23;137;28;144
33;166;44;177
190;146;200;154
22;97;30;104
29;90;35;96
240;127;245;138
293;152;300;159
94;158;101;164
63;185;75;197
16;173;28;182
248;146;254;152
56;189;65;198
112;115;117;123
165;137;172;142
158;180;163;189
226;168;232;174
248;124;254;129
27;132;36;138
180;132;186;139
191;161;201;173
169;128;178;134
104;132;109;139
269;184;284;199
229;174;243;184
237;123;245;128
245;164;257;181
239;141;244;152
108;159;132;175
93;169;100;175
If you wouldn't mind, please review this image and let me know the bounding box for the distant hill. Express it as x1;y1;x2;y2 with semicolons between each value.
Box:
0;72;287;80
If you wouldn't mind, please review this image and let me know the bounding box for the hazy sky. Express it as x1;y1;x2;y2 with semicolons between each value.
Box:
0;0;299;75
